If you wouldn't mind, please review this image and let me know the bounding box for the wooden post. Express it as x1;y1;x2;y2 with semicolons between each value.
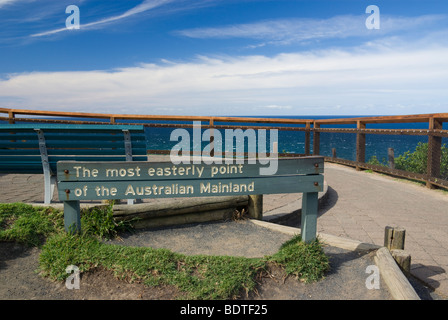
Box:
390;249;411;274
248;195;263;220
8;111;15;124
304;122;311;156
356;121;366;171
209;117;215;158
64;200;81;233
301;192;318;243
313;123;320;155
384;226;411;274
388;148;395;169
426;117;443;189
384;226;406;250
332;148;337;159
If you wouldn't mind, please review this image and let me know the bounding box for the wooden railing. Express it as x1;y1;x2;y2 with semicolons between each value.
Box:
1;107;447;189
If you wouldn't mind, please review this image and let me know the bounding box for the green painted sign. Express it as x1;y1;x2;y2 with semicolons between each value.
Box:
57;157;323;182
57;157;324;243
57;158;324;201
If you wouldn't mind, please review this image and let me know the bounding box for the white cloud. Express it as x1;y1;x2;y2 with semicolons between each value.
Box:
176;14;446;45
31;0;175;37
0;0;20;8
261;105;292;110
1;40;447;116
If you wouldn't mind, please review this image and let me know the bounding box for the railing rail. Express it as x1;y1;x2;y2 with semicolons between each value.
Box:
1;107;447;190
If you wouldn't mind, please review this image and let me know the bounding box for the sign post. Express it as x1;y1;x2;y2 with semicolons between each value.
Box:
57;157;324;242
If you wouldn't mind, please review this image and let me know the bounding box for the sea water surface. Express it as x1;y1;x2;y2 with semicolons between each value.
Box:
141;115;447;163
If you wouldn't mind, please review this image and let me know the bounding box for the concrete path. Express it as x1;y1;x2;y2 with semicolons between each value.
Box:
1;162;447;298
317;163;448;298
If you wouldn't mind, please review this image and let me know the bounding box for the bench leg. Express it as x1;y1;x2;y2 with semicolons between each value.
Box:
43;173;56;205
64;200;81;234
43;173;50;205
301;192;318;243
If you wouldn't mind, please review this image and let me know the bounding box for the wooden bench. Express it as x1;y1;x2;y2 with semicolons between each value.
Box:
0;123;147;204
56;156;324;242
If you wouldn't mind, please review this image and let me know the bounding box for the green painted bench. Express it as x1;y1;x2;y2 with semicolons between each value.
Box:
0;123;147;204
56;156;324;242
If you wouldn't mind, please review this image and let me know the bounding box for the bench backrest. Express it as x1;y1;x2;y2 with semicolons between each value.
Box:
0;124;147;174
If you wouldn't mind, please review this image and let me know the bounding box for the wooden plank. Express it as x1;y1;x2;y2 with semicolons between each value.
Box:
0;140;39;148
0;132;36;140
374;247;420;300
0;149;41;156
4;107;448;125
314;113;448;124
113;195;249;221
57;157;324;182
0;107;312;124
57;174;324;201
0;123;145;131
43;141;140;149
30;133;147;142
45;148;147;156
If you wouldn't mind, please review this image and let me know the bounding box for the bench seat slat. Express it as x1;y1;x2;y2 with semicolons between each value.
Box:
0;148;147;156
0;141;146;148
0;133;147;143
0;124;145;132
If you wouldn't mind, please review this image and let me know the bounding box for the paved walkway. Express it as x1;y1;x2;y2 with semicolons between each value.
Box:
318;163;448;298
1;162;447;298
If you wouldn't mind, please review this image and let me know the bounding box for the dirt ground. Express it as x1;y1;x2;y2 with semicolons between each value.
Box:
0;218;442;302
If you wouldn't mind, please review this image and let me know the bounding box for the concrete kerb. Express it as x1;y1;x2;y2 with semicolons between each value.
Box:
250;219;420;300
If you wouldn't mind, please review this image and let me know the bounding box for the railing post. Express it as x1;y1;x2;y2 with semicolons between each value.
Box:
427;117;443;189
8;111;15;124
313;122;320;155
332;148;337;159
209;117;214;157
356;121;366;171
388;148;395;169
304;122;311;156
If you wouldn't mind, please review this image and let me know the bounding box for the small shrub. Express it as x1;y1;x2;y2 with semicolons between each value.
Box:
80;204;132;239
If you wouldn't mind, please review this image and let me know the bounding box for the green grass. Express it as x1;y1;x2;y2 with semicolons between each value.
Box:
267;235;330;283
1;203;330;300
0;203;64;246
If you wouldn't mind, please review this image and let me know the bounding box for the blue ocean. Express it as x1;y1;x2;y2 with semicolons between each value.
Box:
142;115;448;163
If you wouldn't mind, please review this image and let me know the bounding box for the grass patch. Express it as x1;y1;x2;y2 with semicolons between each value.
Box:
1;203;330;300
267;235;329;283
38;232;266;299
0;203;64;246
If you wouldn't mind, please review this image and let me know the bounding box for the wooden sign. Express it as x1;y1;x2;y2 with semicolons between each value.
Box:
57;158;323;201
57;156;324;243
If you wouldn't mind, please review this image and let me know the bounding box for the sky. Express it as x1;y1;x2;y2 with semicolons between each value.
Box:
0;0;447;117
